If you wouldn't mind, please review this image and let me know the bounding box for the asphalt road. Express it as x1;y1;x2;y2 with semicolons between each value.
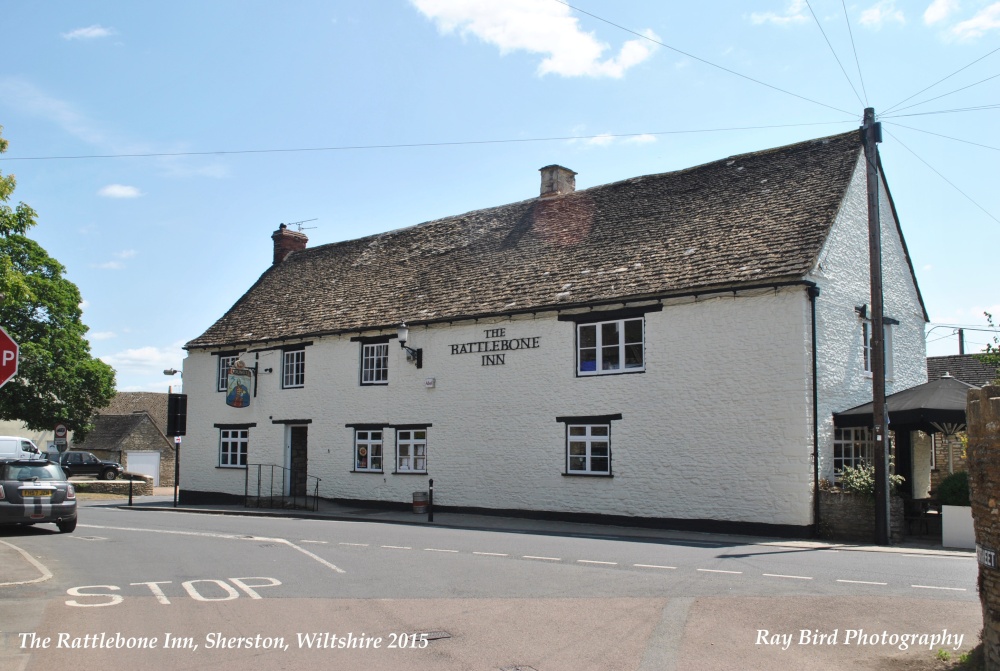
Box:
0;504;983;670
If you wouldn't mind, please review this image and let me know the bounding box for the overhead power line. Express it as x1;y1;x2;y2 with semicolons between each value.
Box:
885;72;1000;116
885;128;1000;225
882;103;1000;119
550;0;856;116
882;45;1000;115
841;0;869;106
804;0;865;107
881;122;1000;153
0;120;855;162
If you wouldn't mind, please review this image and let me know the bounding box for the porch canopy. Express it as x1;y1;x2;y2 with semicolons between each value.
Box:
833;374;976;435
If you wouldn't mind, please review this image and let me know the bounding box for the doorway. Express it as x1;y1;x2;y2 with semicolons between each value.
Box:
287;426;308;497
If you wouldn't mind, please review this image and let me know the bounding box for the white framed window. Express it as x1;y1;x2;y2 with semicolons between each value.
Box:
862;322;894;379
833;427;872;476
219;429;248;468
361;343;389;385
354;430;383;472
217;354;239;392
566;424;611;475
283;348;305;388
577;317;644;375
396;429;427;473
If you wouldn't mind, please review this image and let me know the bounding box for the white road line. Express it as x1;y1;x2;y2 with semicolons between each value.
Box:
578;560;618;565
473;552;508;557
911;585;967;591
381;545;412;550
299;540;327;544
837;579;888;586
424;548;459;553
634;564;677;570
78;523;345;574
339;542;368;547
0;540;53;586
696;569;742;574
763;573;813;580
523;556;561;561
903;554;974;560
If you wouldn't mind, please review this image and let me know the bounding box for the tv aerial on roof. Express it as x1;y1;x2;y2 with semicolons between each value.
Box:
284;218;318;232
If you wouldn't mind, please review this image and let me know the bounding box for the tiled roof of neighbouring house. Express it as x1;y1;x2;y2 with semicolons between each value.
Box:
927;355;999;387
73;413;153;450
188;132;906;350
100;392;169;435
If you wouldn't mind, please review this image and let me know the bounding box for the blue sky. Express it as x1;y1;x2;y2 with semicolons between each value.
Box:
0;0;997;391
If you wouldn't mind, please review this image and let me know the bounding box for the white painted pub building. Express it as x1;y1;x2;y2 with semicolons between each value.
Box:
180;132;927;536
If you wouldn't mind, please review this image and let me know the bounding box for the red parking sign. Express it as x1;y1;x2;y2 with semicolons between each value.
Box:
0;327;18;389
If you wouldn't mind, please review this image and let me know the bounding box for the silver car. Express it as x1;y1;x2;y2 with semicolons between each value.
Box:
0;459;77;533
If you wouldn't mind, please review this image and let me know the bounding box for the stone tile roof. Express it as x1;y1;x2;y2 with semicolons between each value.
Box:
927;355;998;387
188;132;869;350
101;392;168;435
73;413;151;450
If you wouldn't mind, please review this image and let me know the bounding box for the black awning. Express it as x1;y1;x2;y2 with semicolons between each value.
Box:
833;374;976;433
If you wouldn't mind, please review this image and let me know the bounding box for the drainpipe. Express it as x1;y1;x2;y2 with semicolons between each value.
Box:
808;285;822;535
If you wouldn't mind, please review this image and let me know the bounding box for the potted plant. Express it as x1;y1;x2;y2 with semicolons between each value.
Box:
938;471;973;549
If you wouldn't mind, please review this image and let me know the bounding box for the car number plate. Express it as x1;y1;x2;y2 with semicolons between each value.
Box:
21;489;52;497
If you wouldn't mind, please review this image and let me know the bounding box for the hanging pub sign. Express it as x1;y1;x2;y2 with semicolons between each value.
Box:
226;360;252;408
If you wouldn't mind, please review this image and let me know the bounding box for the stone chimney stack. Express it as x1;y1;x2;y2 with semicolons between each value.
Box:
539;165;577;198
271;224;308;265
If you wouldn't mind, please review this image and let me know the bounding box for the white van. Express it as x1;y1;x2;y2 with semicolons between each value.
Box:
0;436;42;460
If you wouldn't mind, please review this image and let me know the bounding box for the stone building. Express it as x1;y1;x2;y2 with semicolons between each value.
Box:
72;392;175;486
178;132;927;536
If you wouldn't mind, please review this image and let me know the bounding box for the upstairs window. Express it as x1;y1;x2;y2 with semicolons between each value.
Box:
283;348;305;388
862;321;894;379
578;317;644;375
217;354;239;392
361;343;389;385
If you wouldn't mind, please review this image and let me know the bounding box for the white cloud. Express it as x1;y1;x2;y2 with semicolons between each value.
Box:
100;342;186;375
859;1;906;28
924;0;960;24
750;0;809;26
625;134;657;144
0;77;109;146
115;249;137;259
61;25;116;40
89;331;117;341
572;132;658;148
410;0;658;78
98;184;142;198
950;2;1000;39
94;261;125;270
79;300;90;310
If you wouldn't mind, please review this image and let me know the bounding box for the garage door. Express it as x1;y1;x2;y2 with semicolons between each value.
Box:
126;451;160;486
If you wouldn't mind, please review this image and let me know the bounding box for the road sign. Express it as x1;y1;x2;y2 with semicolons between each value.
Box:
0;327;18;389
54;423;68;448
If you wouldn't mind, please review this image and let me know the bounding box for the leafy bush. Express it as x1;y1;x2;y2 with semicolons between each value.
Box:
937;471;970;506
838;463;905;500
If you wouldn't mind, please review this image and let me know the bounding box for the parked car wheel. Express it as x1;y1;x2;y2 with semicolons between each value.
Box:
100;469;118;481
57;518;77;533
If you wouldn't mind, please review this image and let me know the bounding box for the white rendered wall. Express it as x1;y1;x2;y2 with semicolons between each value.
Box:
182;287;816;526
808;152;928;483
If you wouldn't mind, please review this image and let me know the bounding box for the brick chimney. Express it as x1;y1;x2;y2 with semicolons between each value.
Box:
271;224;308;265
539;165;576;198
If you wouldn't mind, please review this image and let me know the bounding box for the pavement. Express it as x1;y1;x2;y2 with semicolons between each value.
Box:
1;486;974;585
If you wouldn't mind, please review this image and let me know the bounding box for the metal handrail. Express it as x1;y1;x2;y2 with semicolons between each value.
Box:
244;463;321;511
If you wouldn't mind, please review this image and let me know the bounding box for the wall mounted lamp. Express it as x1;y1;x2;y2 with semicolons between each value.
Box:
397;323;423;369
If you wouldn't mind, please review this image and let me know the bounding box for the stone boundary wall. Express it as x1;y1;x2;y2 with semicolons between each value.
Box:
73;477;153;496
819;491;904;544
967;384;1000;669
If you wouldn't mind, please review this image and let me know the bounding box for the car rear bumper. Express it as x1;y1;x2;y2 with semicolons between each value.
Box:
0;501;77;525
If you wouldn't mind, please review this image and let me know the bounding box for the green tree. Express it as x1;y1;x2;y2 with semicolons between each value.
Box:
978;311;1000;379
0;126;115;437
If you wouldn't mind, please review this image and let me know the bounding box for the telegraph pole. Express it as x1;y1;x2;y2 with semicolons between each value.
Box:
862;107;890;545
